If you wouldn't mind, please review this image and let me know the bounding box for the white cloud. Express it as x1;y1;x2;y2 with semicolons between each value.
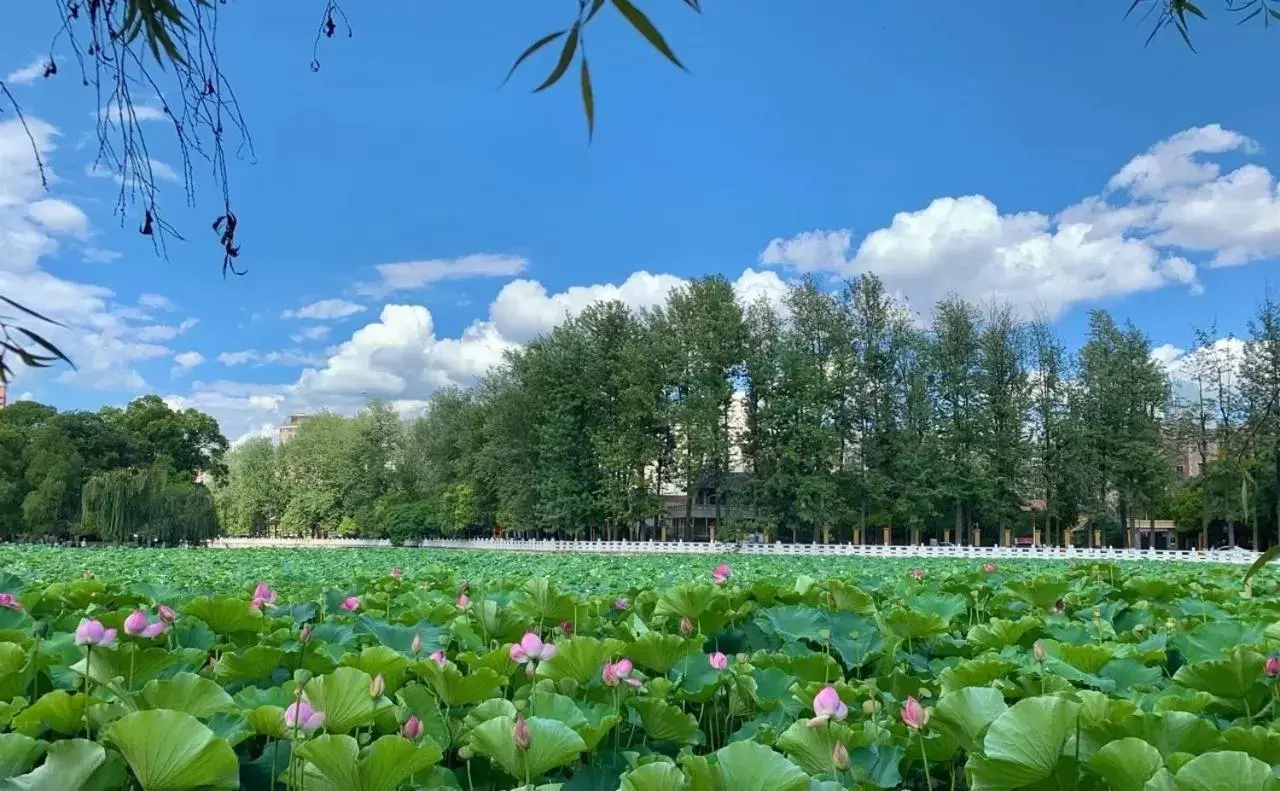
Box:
136;318;197;342
282;299;366;321
4;58;52;85
215;349;324;368
290;325;330;343
26;198;88;237
83;247;123;264
85;157;178;184
172;351;205;376
489;271;686;343
97;103;168;123
759;124;1280;319
139;293;177;311
358;253;529;296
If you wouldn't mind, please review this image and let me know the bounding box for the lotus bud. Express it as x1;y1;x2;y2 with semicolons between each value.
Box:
832;741;850;771
1033;640;1047;663
0;593;21;611
157;604;177;624
862;698;880;715
457;745;474;761
911;568;923;581
401;715;423;740
1266;656;1280;678
341;596;361;612
983;563;997;573
411;633;424;655
612;596;629;611
430;650;447;667
74;618;117;647
456;593;471;610
123;610;149;636
1091;605;1101;620
513;715;531;750
900;696;929;731
680;616;693;636
299;623;313;644
560;620;574;636
708;652;728;670
391;567;403;580
370;674;385;698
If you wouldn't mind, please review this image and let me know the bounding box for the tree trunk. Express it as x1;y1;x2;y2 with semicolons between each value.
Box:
954;502;963;546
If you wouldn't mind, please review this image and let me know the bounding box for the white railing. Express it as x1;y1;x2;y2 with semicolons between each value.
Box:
206;537;1262;564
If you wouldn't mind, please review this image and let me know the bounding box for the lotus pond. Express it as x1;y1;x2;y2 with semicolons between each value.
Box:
0;547;1279;790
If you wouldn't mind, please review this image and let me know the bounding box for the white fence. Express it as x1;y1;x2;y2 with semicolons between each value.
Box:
206;537;1263;565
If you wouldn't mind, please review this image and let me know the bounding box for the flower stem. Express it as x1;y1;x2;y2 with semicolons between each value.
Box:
917;731;934;791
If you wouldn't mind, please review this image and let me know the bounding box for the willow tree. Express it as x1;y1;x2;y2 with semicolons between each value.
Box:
81;463;218;545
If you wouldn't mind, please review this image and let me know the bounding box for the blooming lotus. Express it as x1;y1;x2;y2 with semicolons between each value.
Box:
402;715;423;740
74;619;117;647
157;604;176;624
509;632;557;665
390;567;403;580
1267;656;1280;678
340;596;360;612
429;650;447;667
911;568;924;581
0;593;21;611
708;651;728;670
900;696;929;731
123;610;167;638
602;658;642;687
807;685;848;727
284;697;326;732
251;582;278;612
983;563;997;573
711;563;732;585
513;715;531;750
456;593;471;609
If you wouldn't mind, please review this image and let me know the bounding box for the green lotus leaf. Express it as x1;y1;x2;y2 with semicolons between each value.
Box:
304;666;378;734
570;700;621;751
71;645;188;690
0;739;115;791
341;645;410;693
469;715;587;779
511;578;578;623
630;697;703;745
775;719;852;775
1120;711;1223;759
297;733;444;791
713;740;807;791
824;580;876;615
1172;751;1278;791
965;617;1040;652
536;636;624;687
417;659;505;707
1172;648;1266;700
0;645;31;702
627;632;702;675
966;695;1079;789
0;734;43;779
140;672;237;719
1085;738;1164;791
879;607;949;640
213;645;287;685
185;596;266;636
848;744;904;790
909;593;968;624
619;761;687;791
937;654;1017;693
395;683;452;748
103;709;239;790
11;690;85;737
931;686;1009;753
1172;622;1264;665
353;615;448;657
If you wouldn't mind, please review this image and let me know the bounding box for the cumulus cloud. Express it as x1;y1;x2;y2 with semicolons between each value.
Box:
290;325;330;343
282;299;366;321
489;271;686;343
4;57;52;85
83;247;123;264
216;349;325;368
139;293;176;311
136;318;198;342
172;351;205;376
357;253;529;297
759;124;1280;318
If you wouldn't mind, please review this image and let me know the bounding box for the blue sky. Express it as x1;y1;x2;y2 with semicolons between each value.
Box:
2;2;1278;440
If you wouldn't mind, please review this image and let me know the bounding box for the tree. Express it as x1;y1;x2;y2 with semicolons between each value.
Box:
109;395;229;480
976;303;1030;538
932;297;983;544
220;438;281;537
81;461;219;545
1243;293;1280;547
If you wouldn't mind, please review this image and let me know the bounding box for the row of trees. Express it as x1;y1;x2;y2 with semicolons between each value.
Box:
0;395;227;544
218;274;1270;548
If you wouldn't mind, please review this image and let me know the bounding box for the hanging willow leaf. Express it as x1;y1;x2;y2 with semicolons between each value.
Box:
0;294;66;326
580;56;595;140
1244;544;1280;587
16;327;73;367
535;22;581;92
611;0;687;70
586;0;608;24
503;30;567;86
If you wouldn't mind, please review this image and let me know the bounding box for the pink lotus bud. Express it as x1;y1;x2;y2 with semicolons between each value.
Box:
299;623;313;644
911;568;924;581
1266;656;1280;678
711;563;732;584
510;632;556;664
123;610;149;636
832;740;850;771
709;652;728;670
680;616;693;636
411;633;424;655
430;650;447;667
900;696;929;731
559;620;574;636
807;685;849;727
74;618;117;647
340;596;360;612
284;697;326;732
390;567;403;580
513;715;531;750
0;593;21;611
455;593;470;609
157;604;176;624
1033;640;1047;663
983;563;997;573
613;597;629;611
370;674;385;698
401;715;423;740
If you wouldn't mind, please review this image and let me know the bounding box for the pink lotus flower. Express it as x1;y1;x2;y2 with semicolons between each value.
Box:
509;632;557;665
284;697;326;732
513;715;531;750
613;597;629;611
123;610;167;639
911;568;924;581
1266;656;1280;678
0;593;21;611
712;563;732;585
340;596;360;612
1033;640;1047;663
983;563;997;573
391;567;403;580
709;652;728;670
250;582;277;612
157;604;176;624
680;616;694;636
429;650;447;667
807;685;849;727
74;619;117;647
401;715;423;740
411;634;424;655
603;658;642;688
456;593;471;609
832;740;850;771
901;696;929;731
